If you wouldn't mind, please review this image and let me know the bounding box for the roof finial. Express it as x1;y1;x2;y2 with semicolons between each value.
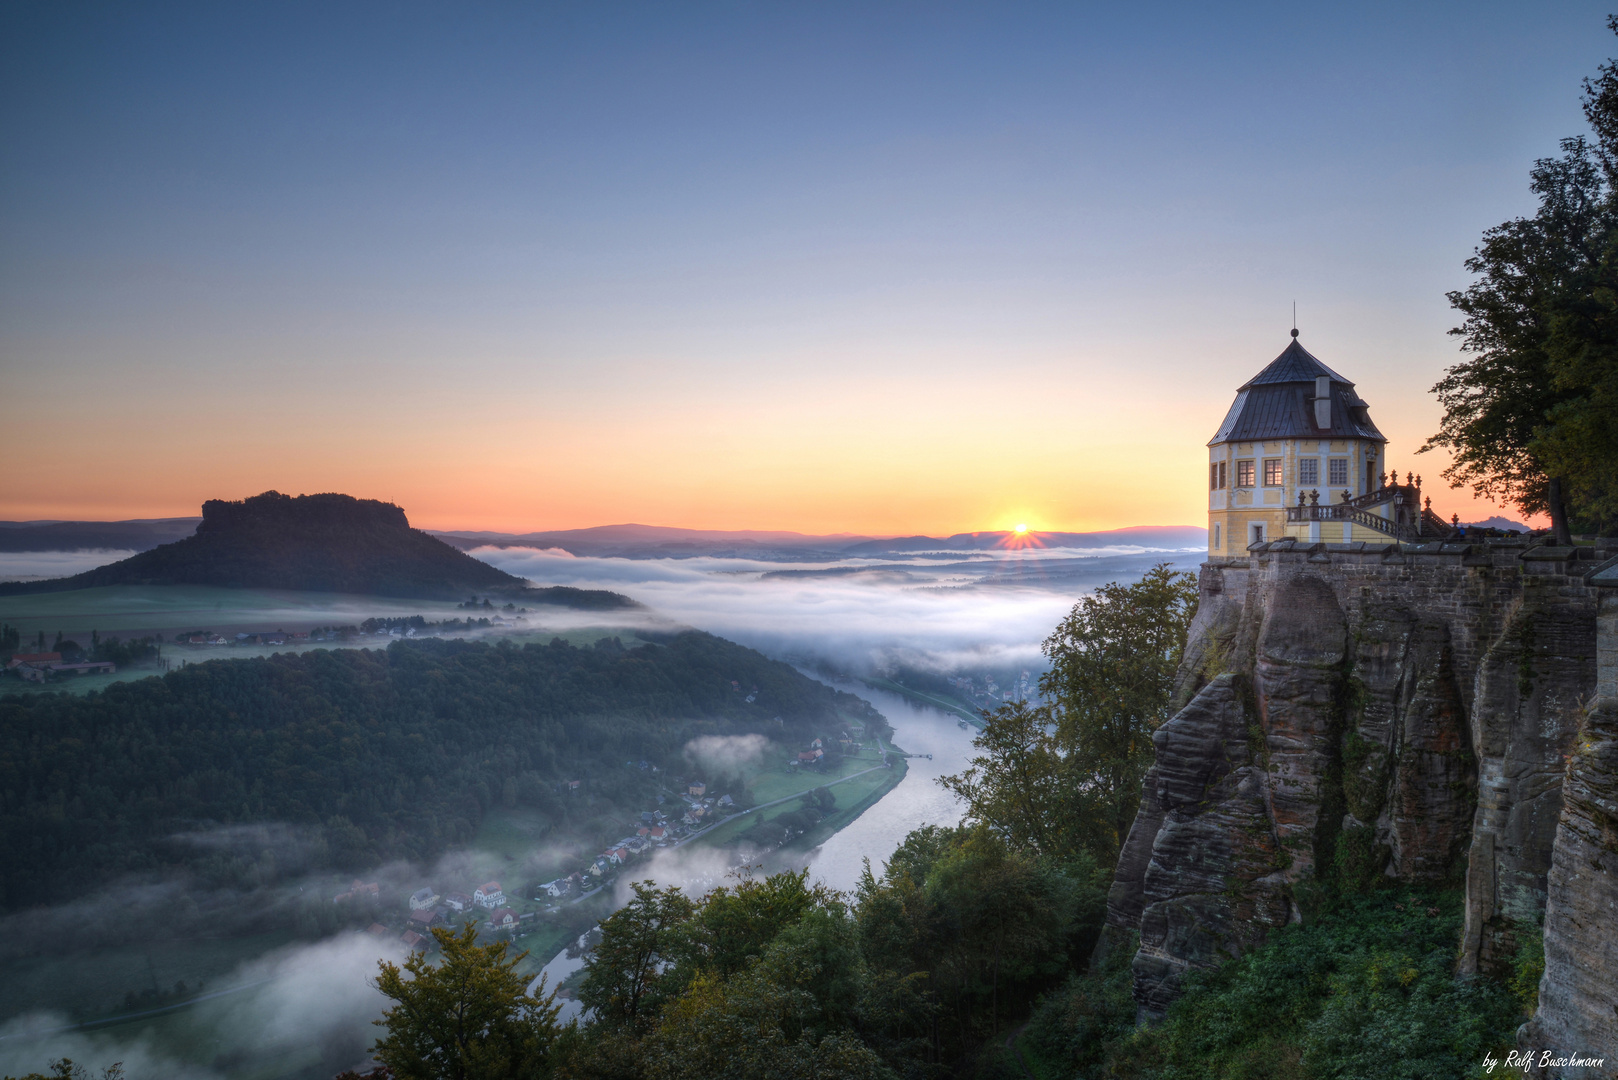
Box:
1291;301;1298;338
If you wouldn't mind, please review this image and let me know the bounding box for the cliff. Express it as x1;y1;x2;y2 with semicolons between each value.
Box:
0;491;530;600
1097;536;1618;1064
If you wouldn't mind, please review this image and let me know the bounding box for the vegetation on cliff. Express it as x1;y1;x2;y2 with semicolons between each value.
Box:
940;564;1198;867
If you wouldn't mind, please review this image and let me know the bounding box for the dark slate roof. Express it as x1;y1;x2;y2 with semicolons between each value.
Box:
1209;337;1386;445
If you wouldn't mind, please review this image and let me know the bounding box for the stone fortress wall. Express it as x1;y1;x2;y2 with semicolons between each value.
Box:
1096;535;1618;1064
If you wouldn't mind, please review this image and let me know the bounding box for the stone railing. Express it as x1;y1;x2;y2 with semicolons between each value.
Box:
1284;479;1457;541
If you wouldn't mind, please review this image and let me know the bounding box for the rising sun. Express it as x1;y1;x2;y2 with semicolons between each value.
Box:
1014;523;1028;534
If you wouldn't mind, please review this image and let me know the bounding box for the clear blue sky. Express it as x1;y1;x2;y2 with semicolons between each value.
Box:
1;2;1608;531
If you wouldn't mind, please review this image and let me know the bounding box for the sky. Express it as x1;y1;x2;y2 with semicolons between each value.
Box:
1;1;1608;534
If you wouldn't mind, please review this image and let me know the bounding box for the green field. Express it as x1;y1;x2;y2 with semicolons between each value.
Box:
690;747;904;851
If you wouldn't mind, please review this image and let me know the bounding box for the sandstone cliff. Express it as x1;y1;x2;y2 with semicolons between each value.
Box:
1098;536;1618;1066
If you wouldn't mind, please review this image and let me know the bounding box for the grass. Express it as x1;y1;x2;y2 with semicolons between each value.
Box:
692;750;908;852
775;756;908;853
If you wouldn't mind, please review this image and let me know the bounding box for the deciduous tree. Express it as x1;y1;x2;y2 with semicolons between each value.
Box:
371;923;560;1080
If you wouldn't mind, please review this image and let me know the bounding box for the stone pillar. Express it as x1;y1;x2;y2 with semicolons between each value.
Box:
1520;573;1618;1072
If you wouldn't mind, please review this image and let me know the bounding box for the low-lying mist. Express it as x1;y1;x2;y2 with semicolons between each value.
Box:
0;549;140;581
473;543;1202;676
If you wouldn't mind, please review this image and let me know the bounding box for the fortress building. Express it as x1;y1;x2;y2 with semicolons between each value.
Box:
1207;330;1450;557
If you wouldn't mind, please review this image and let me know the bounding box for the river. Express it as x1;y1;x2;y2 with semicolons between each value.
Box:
535;681;976;1019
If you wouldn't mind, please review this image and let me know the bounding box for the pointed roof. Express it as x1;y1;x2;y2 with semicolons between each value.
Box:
1209;334;1386;446
1238;337;1351;390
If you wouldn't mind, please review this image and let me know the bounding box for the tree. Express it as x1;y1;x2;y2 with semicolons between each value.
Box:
371;923;561;1080
578;881;696;1029
939;563;1197;865
1424;23;1618;540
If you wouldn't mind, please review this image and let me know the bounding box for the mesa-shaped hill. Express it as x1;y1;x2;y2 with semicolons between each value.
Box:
0;491;600;602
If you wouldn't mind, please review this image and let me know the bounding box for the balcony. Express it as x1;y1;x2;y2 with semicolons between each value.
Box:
1284;473;1458;542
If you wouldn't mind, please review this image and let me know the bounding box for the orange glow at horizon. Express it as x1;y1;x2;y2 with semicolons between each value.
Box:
0;336;1537;535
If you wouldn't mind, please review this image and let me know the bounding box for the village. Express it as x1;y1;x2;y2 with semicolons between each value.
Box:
340;727;897;958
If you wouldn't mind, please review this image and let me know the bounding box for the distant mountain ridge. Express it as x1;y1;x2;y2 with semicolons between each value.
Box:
0;492;632;604
0;517;200;552
433;523;1208;559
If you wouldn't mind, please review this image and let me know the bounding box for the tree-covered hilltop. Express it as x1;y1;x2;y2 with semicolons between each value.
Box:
0;491;584;602
0;633;885;910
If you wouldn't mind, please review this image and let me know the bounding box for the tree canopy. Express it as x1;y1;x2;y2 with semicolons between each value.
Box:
371;923;561;1080
1424;25;1618;538
939;563;1198;866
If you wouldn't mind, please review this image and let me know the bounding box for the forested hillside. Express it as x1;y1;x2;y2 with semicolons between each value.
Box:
0;633;884;910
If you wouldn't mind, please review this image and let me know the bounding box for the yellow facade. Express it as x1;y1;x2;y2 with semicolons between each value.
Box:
1206;438;1390;558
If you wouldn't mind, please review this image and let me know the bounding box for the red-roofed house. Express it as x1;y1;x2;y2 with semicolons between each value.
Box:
474;881;505;909
490;908;518;931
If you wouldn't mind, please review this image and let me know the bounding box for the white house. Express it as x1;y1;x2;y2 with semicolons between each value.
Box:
473;881;505;909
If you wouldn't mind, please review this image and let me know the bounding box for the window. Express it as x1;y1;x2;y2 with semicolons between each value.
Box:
1329;458;1349;486
1235;460;1255;487
1208;461;1227;490
1213;523;1221;548
1219;462;1226;489
1298;458;1319;486
1251;523;1264;546
1263;459;1283;486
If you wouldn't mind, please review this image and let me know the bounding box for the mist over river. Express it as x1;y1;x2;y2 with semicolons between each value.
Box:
538;680;974;1021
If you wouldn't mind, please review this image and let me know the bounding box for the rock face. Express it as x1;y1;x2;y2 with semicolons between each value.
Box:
1102;537;1613;1027
1521;587;1618;1071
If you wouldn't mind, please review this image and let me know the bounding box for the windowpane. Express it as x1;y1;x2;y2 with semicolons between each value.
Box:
1210;464;1219;490
1236;460;1255;487
1298;458;1319;485
1263;459;1283;486
1329;458;1349;486
1218;462;1227;488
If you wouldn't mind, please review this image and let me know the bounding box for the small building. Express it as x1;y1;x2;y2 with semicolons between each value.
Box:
473;881;505;909
400;930;427;951
718;794;734;808
613;846;630;862
444;892;474;913
540;879;567;898
1204;333;1452;554
688;782;706;797
409;908;442;929
648;826;667;840
490;908;519;931
365;923;389;937
409;887;440;911
7;652;61;667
